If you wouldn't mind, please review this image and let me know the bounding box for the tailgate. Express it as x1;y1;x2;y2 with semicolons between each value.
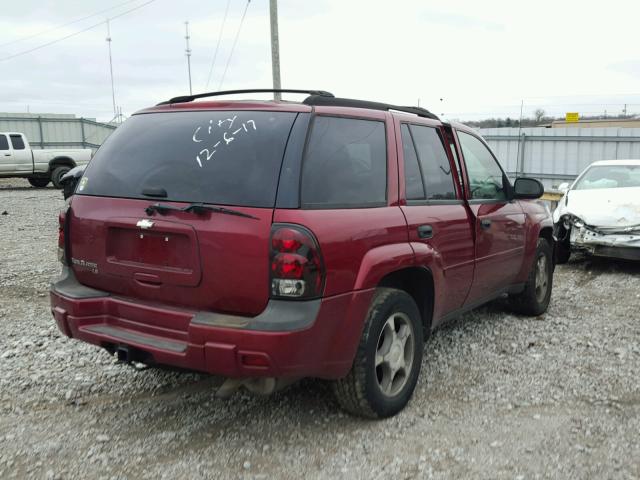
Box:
68;195;273;317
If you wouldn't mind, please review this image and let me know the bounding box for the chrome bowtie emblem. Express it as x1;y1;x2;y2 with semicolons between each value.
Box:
136;219;154;229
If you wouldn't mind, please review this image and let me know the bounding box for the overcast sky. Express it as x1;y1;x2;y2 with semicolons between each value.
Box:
1;0;639;122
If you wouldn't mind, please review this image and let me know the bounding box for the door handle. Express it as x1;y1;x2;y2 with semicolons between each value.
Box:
3;153;10;157
417;225;433;239
480;218;492;230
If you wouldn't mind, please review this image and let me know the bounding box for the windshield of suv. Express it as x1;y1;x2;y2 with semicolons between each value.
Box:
79;111;297;207
574;164;640;190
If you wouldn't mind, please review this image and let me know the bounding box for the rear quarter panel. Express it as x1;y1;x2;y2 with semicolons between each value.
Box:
33;149;92;172
273;208;410;296
274;107;410;297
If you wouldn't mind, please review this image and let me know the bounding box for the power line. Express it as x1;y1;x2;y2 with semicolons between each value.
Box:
0;0;157;62
218;0;251;91
205;0;232;90
0;0;141;49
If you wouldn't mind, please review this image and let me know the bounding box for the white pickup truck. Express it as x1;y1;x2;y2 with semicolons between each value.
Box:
0;132;92;188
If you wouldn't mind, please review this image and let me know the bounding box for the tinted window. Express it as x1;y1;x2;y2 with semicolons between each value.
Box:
401;124;425;200
301;116;386;208
444;129;464;188
457;131;507;200
410;125;456;200
0;135;8;150
9;134;25;150
79;111;297;207
574;165;640;190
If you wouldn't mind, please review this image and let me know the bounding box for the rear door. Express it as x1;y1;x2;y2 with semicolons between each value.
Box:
69;109;302;318
0;134;11;172
8;134;32;172
396;119;474;320
455;130;525;302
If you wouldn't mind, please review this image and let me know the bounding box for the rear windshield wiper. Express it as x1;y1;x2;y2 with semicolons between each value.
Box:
145;202;258;219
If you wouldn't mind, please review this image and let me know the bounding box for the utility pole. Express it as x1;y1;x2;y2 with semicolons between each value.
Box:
269;0;281;100
106;20;117;118
515;99;524;177
185;21;193;95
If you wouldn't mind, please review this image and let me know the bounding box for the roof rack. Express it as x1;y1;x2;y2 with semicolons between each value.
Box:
156;88;439;121
303;95;439;120
157;88;335;105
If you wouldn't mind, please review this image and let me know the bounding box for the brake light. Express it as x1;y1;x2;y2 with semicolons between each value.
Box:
58;210;67;264
270;225;324;299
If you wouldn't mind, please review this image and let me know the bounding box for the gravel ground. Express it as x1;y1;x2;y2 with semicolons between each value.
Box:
1;177;639;480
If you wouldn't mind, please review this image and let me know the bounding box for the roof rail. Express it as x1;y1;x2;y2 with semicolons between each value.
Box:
157;89;335;105
303;95;439;120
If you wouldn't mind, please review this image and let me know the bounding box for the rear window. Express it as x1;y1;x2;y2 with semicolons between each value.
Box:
301;116;387;208
79;111;297;207
0;135;8;150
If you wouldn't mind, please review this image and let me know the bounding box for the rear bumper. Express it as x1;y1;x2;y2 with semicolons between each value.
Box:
50;268;374;379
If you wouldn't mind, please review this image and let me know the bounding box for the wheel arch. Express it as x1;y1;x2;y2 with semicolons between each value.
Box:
539;225;554;246
538;225;558;268
48;156;76;172
377;267;434;335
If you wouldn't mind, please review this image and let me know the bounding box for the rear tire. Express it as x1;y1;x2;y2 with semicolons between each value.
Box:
51;166;71;189
509;238;553;316
28;177;50;188
332;288;424;418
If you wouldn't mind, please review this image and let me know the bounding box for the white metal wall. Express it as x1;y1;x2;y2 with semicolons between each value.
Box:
0;113;116;151
479;127;640;188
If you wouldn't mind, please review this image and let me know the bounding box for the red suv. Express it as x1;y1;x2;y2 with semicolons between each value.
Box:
51;89;554;418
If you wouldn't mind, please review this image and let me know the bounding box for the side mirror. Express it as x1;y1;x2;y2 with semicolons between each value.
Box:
60;165;87;200
513;177;544;199
557;182;570;193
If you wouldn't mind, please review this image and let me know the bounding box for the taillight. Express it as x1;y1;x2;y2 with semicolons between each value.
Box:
270;224;324;299
58;209;67;265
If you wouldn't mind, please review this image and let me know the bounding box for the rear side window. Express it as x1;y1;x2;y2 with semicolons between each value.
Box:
401;124;425;200
404;125;456;200
79;111;297;207
301;116;387;208
9;134;25;150
0;135;8;150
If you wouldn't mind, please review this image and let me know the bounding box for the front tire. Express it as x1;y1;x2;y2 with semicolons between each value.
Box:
332;288;424;418
51;166;71;189
509;238;553;316
28;177;50;188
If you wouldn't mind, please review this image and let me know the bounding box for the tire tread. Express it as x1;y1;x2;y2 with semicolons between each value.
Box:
332;288;421;418
509;238;553;316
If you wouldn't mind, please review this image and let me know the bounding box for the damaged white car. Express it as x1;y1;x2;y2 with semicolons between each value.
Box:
553;159;640;263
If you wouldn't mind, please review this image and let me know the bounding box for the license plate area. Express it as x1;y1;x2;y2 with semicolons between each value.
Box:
103;218;202;286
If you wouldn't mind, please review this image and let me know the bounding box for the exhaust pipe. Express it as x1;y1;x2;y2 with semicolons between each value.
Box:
116;346;131;362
